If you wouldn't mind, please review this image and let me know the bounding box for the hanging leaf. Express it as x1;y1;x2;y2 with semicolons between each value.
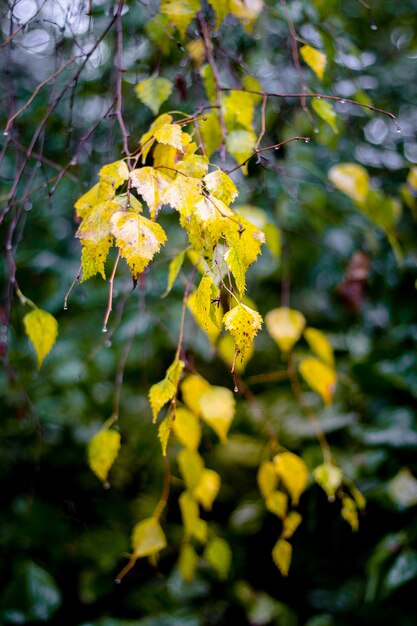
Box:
223;90;259;133
218;333;253;374
179;543;198;581
99;160;129;188
130;167;171;219
111;211;167;278
153;122;186;150
181;374;211;416
226;129;257;175
223;303;263;359
162;249;186;298
179;491;208;542
304;327;335;367
193;275;221;332
200;64;217;104
265;307;306;353
23;308;58;369
177;153;209;178
204;170;238;205
194;468;221;510
204;537;232;579
139;113;175;163
135;77;173;115
158;413;175;456
313;463;343;500
187;38;206;66
272;538;292;576
300;44;327;80
199;386;236;442
131;517;167;558
188;287;223;343
88;429;121;483
149;358;185;422
224;216;265;294
258;461;279;499
299;357;337;406
163;174;203;217
282;511;302;539
312;98;338;133
328;163;369;205
341;497;359;532
265;491;288;519
173;407;202;450
161;0;200;38
273;451;308;506
178;449;205;490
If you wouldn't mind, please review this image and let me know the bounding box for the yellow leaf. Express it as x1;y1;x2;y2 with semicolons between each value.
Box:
187;39;206;66
162;249;186;298
177;154;209;179
194;468;221;510
135;77;173;115
282;511;302;539
273;451;308;506
131;517;167;558
341;497;359;532
204;537;232;580
153;122;186;150
130;167;171;219
114;193;143;214
173;407;202;450
257;461;279;499
158;413;175;456
208;0;230;28
161;0;200;37
111;211;167;278
200;64;216;104
328;163;369;205
218;333;253;374
304;327;334;367
313;463;343;500
149;358;185;422
312;98;338;133
223;303;262;359
224;215;265;294
265;307;306;353
74;181;115;219
163;175;203;216
79;238;113;282
300;44;327;80
193;275;221;332
87;429;121;483
242;75;263;103
23;308;58;368
179;543;198;581
299;357;337;406
266;491;288;519
272;538;292;576
199;386;236;442
181;374;210;416
99;160;129;188
188;286;223;343
222;90;258;132
181;195;233;260
351;484;366;511
198;112;222;157
226;129;257;175
139;113;174;163
179;491;208;542
178;449;205;490
230;0;263;26
407;166;417;192
204;170;238;205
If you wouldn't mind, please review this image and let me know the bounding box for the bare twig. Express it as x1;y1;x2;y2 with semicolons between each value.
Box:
225;136;310;175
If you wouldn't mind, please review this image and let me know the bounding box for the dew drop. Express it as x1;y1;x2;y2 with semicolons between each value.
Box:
6;243;12;250
340;99;346;104
234;384;239;393
3;130;8;136
102;325;108;333
114;578;121;585
274;146;280;151
370;22;377;30
63;303;68;310
316;95;322;100
304;138;310;144
105;339;112;348
24;202;32;211
314;127;319;134
396;127;402;133
104;481;110;490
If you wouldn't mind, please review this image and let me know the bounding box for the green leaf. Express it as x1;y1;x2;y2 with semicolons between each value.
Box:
178;449;204;491
131;517;167;558
23;308;58;368
87;429;121;483
149;358;185;422
204;537;232;579
162;249;186;297
179;491;208;542
135;77;173;115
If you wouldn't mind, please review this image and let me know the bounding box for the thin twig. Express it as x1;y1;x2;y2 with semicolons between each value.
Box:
226;136;310;175
115;0;130;156
103;250;122;332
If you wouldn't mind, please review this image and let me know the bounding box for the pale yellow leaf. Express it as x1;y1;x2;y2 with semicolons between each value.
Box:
162;175;203;216
111;211;167;278
179;543;198;581
273;451;308;506
204;537;232;580
282;511;302;539
181;374;210;416
223;303;263;359
153;122;185;150
265;307;306;353
304;327;334;367
229;0;263;26
226;129;257;175
199;386;236;442
99;160;129;188
328;163;369;205
176;154;209;179
313;463;343;500
300;44;327;81
265;491;288;519
161;0;200;37
194;468;221;510
23;308;58;369
162;250;186;298
178;449;205;491
135;77;173;115
272;538;292;576
149;358;185;422
312;98;338;133
131;517;167;558
179;491;208;542
74;181;115;220
299;357;337;406
258;461;279;500
203;170;238;205
88;429;121;483
173;407;202;450
130;167;171;219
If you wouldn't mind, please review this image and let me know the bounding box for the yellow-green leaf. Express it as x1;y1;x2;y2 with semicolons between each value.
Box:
204;537;232;580
135;77;173;115
173;407;202;450
162;249;186;298
198;112;222;157
266;491;288;519
88;429;121;483
181;374;210;416
313;463;343;500
139;113;174;163
300;44;327;80
265;307;306;353
193;275;221;332
99;160;129;188
74;181;115;220
217;333;253;374
188;288;223;343
223;90;258;133
149;358;185;422
177;154;209;178
226;129;257;175
304;327;334;367
224;215;265;294
299;357;337;406
178;449;205;491
312;98;338;133
258;461;279;499
158;413;175;456
208;0;230;28
111;211;167;278
223;303;263;359
272;538;292;576
161;0;200;37
194;468;221;510
328;163;369;205
23;308;58;368
341;496;359;532
179;543;198;581
199;386;236;443
130;167;171;219
200;64;216;104
153;122;185;150
273;451;308;506
187;38;206;66
282;511;302;539
179;491;208;542
131;517;167;558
